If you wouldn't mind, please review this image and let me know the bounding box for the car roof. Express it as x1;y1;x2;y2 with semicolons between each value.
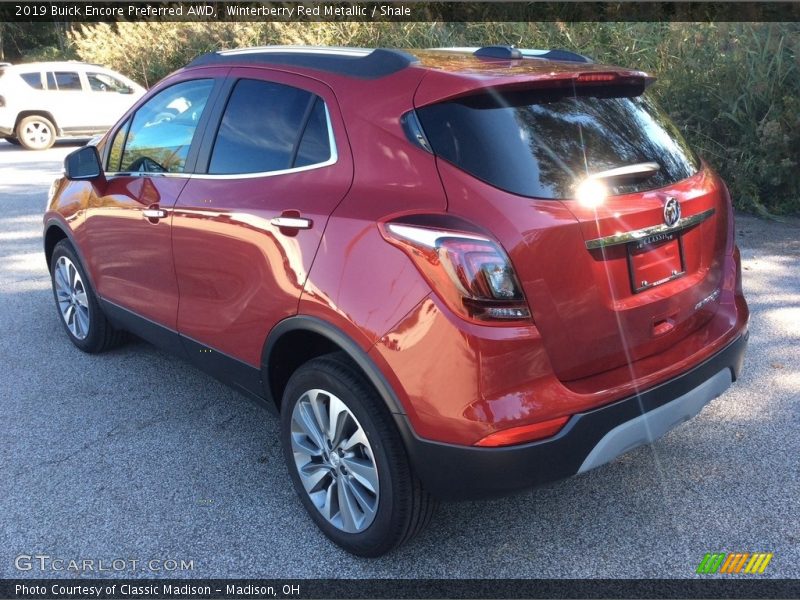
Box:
188;46;417;79
186;45;650;107
186;45;639;79
5;61;103;71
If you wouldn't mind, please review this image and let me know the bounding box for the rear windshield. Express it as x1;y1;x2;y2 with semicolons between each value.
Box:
416;88;700;199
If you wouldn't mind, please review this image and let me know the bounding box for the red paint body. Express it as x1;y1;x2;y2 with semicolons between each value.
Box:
45;49;749;448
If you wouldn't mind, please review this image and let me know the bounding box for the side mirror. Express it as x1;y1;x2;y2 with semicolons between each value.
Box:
64;146;103;181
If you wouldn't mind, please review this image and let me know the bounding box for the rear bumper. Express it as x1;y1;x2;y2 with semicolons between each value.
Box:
399;330;748;500
0;108;15;136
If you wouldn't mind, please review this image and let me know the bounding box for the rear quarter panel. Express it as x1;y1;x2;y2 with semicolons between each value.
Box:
299;67;445;351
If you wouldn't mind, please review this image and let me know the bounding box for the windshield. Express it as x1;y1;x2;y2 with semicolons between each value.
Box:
416;88;700;199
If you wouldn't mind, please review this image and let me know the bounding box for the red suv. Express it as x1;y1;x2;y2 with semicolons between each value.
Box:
44;45;749;556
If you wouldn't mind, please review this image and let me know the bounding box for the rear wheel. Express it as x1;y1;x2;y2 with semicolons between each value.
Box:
16;115;56;150
50;240;125;353
280;355;436;556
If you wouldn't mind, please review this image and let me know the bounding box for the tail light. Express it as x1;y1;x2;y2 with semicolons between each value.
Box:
575;72;655;88
576;73;617;83
380;222;531;323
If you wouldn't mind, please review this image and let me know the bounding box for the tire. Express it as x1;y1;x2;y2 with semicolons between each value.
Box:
2;136;21;146
16;115;56;150
49;240;126;353
280;354;437;557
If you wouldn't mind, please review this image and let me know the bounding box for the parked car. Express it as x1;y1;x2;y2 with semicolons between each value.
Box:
0;61;145;150
44;45;749;557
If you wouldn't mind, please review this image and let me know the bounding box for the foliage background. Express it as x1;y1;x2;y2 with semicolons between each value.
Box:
2;21;798;215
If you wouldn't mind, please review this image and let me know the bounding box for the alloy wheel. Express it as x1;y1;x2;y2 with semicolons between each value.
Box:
54;256;90;340
290;388;380;533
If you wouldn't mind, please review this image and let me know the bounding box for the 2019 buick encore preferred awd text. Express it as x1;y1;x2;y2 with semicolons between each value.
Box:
44;45;749;557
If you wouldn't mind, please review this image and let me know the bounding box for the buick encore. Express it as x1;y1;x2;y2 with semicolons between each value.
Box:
44;45;749;556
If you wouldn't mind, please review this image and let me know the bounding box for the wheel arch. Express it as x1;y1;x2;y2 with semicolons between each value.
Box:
43;222;68;269
262;316;406;418
43;220;97;291
16;110;61;135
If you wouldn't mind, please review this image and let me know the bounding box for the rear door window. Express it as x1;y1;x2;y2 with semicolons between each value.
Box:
208;79;331;175
295;97;332;168
52;71;83;91
416;89;700;199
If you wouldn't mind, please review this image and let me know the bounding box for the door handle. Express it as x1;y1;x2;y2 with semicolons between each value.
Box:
270;216;312;230
143;208;168;219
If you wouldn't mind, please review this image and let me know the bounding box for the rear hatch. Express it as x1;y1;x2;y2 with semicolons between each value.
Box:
415;58;729;382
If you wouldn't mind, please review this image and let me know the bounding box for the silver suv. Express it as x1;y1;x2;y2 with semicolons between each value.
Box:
0;61;145;150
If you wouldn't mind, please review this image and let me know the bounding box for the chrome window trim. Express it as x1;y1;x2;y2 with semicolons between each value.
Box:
105;171;192;179
585;208;716;250
191;102;338;180
105;102;337;180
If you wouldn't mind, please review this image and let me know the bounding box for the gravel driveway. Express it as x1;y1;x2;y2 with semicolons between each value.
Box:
1;140;797;579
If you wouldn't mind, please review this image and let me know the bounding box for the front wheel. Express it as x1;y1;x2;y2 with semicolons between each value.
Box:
50;240;125;353
280;355;436;557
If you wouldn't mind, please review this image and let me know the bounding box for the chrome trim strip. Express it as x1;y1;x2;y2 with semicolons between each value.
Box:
107;104;338;181
190;103;338;180
585;208;716;250
105;171;190;179
385;223;490;247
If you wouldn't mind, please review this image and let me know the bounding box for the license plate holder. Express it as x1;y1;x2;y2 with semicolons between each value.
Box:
627;231;686;293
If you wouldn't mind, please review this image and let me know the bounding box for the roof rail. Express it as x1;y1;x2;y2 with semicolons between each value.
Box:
470;45;593;64
187;46;418;79
474;46;523;60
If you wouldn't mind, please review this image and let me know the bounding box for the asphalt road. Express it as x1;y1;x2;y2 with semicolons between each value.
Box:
1;140;798;579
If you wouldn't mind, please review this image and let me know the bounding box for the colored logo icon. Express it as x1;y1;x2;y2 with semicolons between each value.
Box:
697;552;773;574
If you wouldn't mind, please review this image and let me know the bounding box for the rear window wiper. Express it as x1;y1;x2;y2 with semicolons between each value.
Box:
583;162;661;185
575;162;660;205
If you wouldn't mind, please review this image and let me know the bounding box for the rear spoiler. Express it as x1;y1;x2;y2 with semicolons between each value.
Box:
415;46;653;107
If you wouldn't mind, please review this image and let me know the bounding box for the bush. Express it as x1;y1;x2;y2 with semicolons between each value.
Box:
68;22;799;215
68;22;264;87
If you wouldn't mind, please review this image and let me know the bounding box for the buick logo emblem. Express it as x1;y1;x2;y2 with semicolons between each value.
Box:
663;197;681;227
